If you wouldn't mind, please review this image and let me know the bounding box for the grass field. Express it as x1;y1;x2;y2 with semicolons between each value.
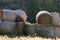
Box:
0;35;60;40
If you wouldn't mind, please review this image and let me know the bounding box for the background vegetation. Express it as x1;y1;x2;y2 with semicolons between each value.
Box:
0;0;60;23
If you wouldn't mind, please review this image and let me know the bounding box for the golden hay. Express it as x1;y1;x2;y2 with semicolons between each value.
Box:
0;35;59;40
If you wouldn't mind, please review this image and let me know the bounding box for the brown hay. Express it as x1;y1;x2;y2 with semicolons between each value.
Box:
15;10;27;22
22;22;31;35
0;21;16;34
23;22;37;36
2;10;16;21
51;12;60;26
37;14;52;24
15;16;24;22
16;22;24;34
0;10;3;21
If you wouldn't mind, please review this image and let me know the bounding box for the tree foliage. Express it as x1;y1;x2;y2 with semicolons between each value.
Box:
0;0;60;23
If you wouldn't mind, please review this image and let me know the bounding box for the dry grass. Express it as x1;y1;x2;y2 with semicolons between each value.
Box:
0;35;60;40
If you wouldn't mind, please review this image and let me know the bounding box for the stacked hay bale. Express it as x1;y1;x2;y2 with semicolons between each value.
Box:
0;9;27;35
36;11;60;38
15;10;28;35
36;11;54;38
0;9;17;34
51;12;60;26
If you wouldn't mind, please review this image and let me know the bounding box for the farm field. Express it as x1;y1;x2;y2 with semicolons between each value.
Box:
0;35;60;40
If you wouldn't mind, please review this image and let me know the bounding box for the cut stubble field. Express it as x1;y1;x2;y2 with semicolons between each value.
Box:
0;35;60;40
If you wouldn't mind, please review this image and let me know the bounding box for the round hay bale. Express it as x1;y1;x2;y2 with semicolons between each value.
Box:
36;24;52;37
15;10;27;22
36;24;60;38
23;22;32;35
16;22;24;35
51;12;60;26
27;24;37;36
24;22;37;36
36;11;53;24
0;21;17;34
2;9;16;21
51;12;59;19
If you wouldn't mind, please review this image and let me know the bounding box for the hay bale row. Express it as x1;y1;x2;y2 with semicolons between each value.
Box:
0;21;37;35
0;10;60;38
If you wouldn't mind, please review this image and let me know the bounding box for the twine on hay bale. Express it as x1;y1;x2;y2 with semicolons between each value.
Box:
36;11;53;24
